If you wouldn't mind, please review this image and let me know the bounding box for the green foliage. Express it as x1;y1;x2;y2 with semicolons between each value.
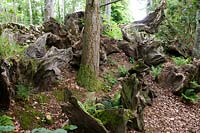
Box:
154;0;197;49
172;56;191;66
15;105;43;129
190;80;200;88
150;66;162;79
111;1;133;24
107;58;117;66
77;65;103;91
0;126;15;133
111;92;122;108
63;125;78;131
0;115;14;126
129;57;135;64
32;128;67;133
103;20;123;40
103;73;117;91
181;89;200;102
118;65;128;77
15;84;32;101
0;36;25;59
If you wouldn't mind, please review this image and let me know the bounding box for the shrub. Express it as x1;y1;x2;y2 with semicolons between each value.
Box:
150;66;162;80
118;65;128;77
172;56;191;66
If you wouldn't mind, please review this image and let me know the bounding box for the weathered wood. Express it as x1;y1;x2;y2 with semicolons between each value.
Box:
61;91;108;133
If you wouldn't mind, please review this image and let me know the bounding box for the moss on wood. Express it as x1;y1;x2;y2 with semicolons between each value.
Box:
77;65;102;91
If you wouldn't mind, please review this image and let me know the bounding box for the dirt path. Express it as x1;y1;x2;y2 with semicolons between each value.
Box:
144;84;200;132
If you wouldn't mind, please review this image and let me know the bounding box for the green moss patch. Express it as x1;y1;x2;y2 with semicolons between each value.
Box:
15;105;43;130
77;65;103;91
52;89;64;102
36;93;50;104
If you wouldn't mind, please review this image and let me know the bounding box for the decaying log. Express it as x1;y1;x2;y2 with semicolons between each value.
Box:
61;91;108;133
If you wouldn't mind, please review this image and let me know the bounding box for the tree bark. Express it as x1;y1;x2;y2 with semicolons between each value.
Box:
81;0;100;73
77;0;101;91
44;0;54;22
193;9;200;58
60;0;65;22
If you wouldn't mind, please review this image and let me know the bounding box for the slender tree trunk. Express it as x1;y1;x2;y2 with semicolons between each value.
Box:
60;0;65;22
72;0;76;13
12;0;17;22
105;0;111;24
57;0;61;21
82;0;100;73
44;0;54;22
193;9;200;58
77;0;101;91
28;0;33;24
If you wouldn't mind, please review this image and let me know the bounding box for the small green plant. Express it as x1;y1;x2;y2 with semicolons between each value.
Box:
190;81;200;88
172;56;191;66
118;65;128;77
103;73;117;91
129;57;135;64
150;66;162;80
0;115;14;126
181;89;200;102
16;84;32;101
107;58;117;66
104;73;117;85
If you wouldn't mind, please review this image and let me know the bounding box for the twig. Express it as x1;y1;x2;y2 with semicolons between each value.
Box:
100;0;122;8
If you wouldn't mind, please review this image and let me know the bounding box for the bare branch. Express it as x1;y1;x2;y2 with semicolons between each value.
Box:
100;0;122;8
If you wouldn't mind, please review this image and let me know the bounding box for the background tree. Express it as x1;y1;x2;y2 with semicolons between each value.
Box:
28;0;33;25
193;1;200;58
105;0;112;24
77;0;101;91
44;0;54;22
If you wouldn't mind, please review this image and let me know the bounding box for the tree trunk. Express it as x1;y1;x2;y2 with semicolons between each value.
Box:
105;0;111;24
28;0;33;24
77;0;101;91
72;0;76;13
44;0;54;22
60;0;65;22
193;9;200;58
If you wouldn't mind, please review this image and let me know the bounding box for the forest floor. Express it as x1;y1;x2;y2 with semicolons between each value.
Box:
1;52;200;133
